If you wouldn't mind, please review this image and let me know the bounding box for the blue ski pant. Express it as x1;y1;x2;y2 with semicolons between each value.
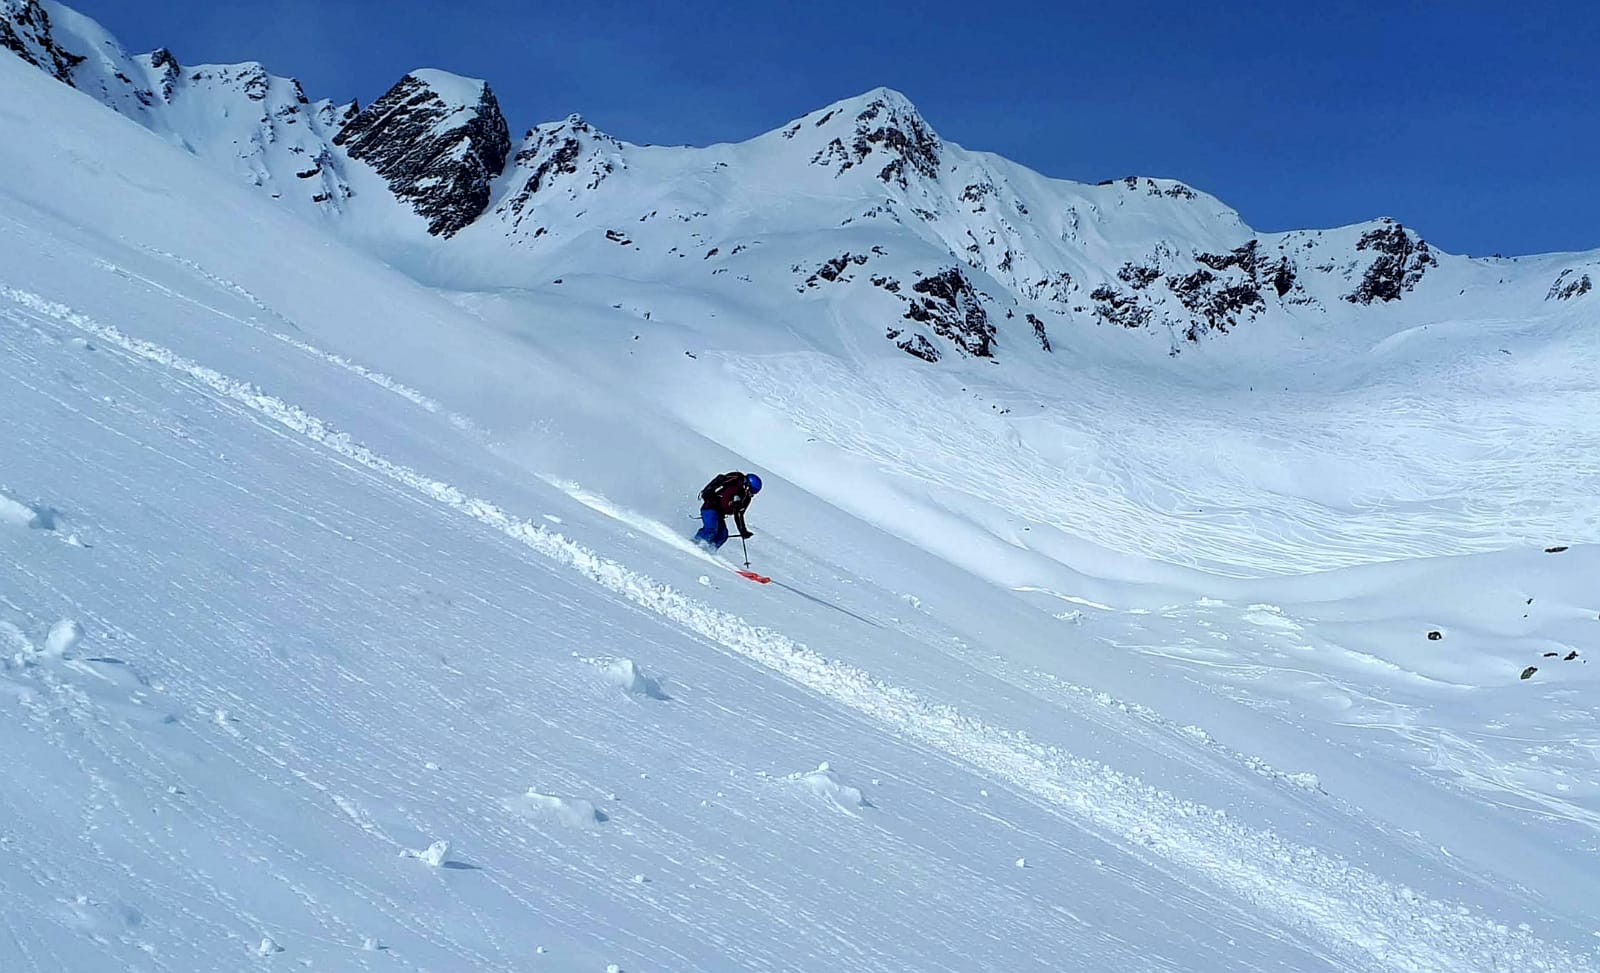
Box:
695;507;729;549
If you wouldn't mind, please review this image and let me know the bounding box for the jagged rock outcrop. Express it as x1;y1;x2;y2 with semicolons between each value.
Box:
1088;239;1303;342
0;0;79;83
1547;269;1593;301
1345;220;1437;304
901;267;994;359
1026;312;1051;352
335;70;511;237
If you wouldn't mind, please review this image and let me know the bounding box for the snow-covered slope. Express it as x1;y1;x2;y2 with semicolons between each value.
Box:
5;7;1600;973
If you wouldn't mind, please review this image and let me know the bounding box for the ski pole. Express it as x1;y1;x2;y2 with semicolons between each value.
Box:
740;533;750;567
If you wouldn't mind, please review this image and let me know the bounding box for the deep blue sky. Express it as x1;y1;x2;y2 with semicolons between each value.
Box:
72;0;1595;256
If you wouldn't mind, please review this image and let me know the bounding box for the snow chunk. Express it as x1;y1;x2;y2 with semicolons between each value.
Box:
401;839;450;867
605;658;669;700
43;618;81;658
0;492;56;530
504;789;606;829
255;935;282;956
790;762;867;814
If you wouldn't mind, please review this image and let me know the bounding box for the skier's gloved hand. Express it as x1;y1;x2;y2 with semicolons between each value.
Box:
739;530;755;539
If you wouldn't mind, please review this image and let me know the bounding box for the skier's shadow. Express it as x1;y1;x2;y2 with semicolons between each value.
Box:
770;580;882;628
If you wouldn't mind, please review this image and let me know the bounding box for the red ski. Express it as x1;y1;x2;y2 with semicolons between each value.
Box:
735;568;771;584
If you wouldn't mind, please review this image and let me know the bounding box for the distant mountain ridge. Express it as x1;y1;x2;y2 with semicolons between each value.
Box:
5;0;1595;362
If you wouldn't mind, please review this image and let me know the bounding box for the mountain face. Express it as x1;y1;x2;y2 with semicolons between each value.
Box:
5;1;1595;363
3;1;358;217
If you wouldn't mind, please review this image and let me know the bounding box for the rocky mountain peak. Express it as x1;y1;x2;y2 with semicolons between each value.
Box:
797;87;942;189
334;70;511;237
1344;218;1437;304
494;114;626;238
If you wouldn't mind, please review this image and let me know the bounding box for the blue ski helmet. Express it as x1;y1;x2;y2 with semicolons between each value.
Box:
745;473;762;494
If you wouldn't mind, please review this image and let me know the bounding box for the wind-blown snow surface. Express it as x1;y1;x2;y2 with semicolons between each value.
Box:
2;48;1599;973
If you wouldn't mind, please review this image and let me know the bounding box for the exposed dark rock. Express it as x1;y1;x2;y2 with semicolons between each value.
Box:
811;137;852;170
1022;272;1074;305
604;229;631;245
1520;666;1537;680
335;72;510;237
1345;220;1437;304
1089;284;1152;330
1545;545;1569;553
148;47;180;99
854;96;941;188
0;0;83;84
240;64;269;101
1026;312;1051;352
1427;630;1442;641
1117;263;1162;289
903;267;994;357
803;251;869;288
1197;240;1260;276
1271;256;1297;297
1547;269;1593;301
961;180;996;209
1166;269;1265;341
894;331;941;362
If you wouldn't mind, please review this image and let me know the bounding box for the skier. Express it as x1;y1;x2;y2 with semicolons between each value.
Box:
695;471;761;550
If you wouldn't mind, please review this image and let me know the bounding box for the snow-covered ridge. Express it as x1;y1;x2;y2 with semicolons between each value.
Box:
4;0;1598;365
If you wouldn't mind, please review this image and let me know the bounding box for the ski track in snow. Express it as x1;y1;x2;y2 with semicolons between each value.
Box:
91;256;482;435
6;285;1594;972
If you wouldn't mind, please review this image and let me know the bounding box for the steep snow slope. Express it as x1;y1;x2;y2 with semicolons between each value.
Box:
4;40;1600;973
